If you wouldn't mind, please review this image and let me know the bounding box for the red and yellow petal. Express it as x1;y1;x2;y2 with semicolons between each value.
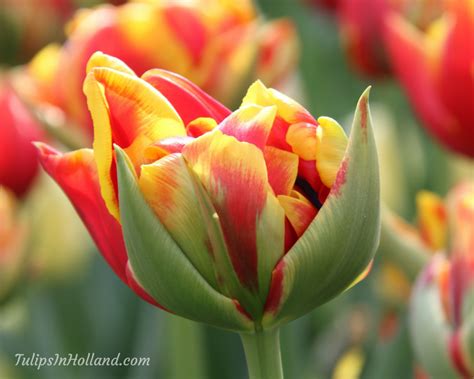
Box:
142;69;231;125
278;190;318;237
315;116;349;188
218;104;277;150
263;146;298;196
241;80;315;125
144;136;195;163
86;50;136;76
83;65;186;220
36;143;161;307
186;117;218;137
256;19;299;87
182;130;270;291
286;122;318;161
384;13;465;155
35;143;128;282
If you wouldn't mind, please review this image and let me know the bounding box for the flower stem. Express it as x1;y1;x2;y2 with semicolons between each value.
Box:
240;328;284;379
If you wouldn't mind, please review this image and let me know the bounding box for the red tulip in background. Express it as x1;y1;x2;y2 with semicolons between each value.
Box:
385;0;474;157
0;81;44;196
337;0;442;76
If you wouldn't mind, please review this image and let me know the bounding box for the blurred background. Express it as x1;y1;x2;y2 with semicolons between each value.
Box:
0;0;472;378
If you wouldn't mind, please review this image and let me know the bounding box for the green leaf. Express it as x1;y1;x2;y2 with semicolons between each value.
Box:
115;146;252;332
264;87;380;327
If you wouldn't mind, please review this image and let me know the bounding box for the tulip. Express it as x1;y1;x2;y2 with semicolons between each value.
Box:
36;53;379;378
26;0;298;138
410;182;474;378
0;79;44;197
385;0;474;157
338;0;442;76
0;188;27;304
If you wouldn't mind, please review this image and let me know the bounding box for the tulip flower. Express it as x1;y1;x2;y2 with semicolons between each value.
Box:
26;0;298;138
0;80;44;197
338;0;442;76
36;53;379;378
385;0;474;157
410;182;474;378
0;188;27;304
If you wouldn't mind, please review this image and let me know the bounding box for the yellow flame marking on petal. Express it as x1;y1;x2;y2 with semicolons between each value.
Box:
315;117;348;188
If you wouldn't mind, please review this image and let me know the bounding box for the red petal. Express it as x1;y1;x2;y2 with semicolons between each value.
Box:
35;143;159;306
142;69;231;125
0;85;43;196
384;14;472;156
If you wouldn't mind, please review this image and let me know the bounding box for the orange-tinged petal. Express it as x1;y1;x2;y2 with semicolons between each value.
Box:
315;116;348;187
286;122;317;161
182;130;269;291
186;117;218;137
88;66;185;146
263;146;298;196
218;104;277;150
86;51;136;76
278;190;317;237
144;136;194;163
416;190;447;251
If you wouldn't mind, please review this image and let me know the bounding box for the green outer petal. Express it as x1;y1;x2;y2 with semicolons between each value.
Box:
409;255;459;379
115;146;252;331
256;194;285;305
264;88;380;327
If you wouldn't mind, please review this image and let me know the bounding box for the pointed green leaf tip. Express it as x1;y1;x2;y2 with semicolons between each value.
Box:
263;87;381;327
114;145;252;331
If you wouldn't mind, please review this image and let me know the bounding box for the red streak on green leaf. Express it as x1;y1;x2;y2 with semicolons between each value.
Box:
264;260;286;314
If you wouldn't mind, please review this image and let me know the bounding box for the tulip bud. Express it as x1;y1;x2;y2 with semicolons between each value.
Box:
410;182;474;378
0;188;27;304
37;53;380;332
0;79;44;197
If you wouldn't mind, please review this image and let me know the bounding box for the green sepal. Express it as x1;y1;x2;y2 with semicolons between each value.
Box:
115;145;252;331
263;87;380;327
